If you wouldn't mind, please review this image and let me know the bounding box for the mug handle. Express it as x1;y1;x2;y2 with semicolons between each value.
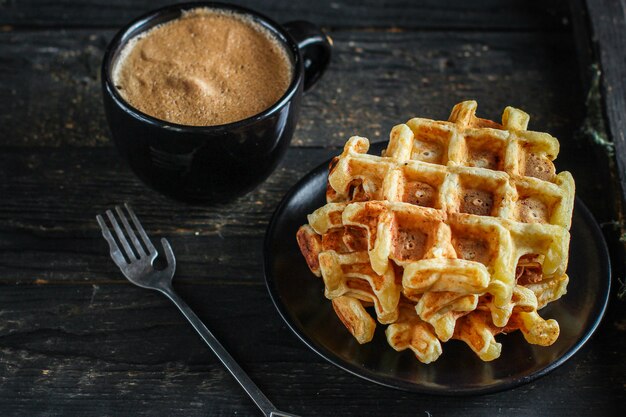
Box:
283;21;332;92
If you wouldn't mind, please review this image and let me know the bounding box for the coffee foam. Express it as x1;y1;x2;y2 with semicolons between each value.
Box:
112;7;293;126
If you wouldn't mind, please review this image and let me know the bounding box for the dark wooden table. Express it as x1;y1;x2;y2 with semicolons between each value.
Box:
1;1;625;416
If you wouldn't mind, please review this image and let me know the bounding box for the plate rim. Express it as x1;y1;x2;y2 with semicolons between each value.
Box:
263;142;612;395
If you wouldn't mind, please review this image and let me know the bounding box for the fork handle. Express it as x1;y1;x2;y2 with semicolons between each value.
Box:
159;286;299;417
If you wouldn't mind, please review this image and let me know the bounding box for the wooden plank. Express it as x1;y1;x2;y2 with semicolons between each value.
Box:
585;0;626;212
0;139;613;284
0;30;583;148
0;147;335;284
0;284;623;416
567;0;594;93
567;0;626;301
0;0;570;30
0;234;263;284
0;147;332;236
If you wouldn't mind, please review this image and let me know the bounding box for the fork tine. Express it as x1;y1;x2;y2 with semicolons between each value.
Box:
124;203;157;255
96;214;127;267
106;209;137;261
115;205;147;257
161;238;177;272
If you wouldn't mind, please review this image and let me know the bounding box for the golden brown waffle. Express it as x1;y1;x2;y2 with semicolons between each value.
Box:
386;300;442;363
297;101;575;363
331;295;377;344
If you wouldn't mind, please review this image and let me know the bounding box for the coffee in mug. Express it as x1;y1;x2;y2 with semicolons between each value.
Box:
102;2;332;202
112;8;293;126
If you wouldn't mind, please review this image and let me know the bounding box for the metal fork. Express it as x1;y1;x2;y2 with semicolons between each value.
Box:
96;204;299;417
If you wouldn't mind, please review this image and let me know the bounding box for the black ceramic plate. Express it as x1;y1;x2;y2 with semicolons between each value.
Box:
264;142;611;395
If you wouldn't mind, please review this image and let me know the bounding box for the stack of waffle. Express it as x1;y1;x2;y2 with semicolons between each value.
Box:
297;101;575;363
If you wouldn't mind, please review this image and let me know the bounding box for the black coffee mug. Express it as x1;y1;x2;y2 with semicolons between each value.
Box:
101;2;331;203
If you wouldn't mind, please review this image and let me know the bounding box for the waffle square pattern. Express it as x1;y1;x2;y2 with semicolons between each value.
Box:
297;101;575;363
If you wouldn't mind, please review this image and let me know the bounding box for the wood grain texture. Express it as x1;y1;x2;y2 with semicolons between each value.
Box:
0;0;624;416
0;146;336;284
0;140;613;285
0;147;331;235
568;0;626;301
0;285;623;417
0;30;582;148
585;0;626;210
0;0;570;30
